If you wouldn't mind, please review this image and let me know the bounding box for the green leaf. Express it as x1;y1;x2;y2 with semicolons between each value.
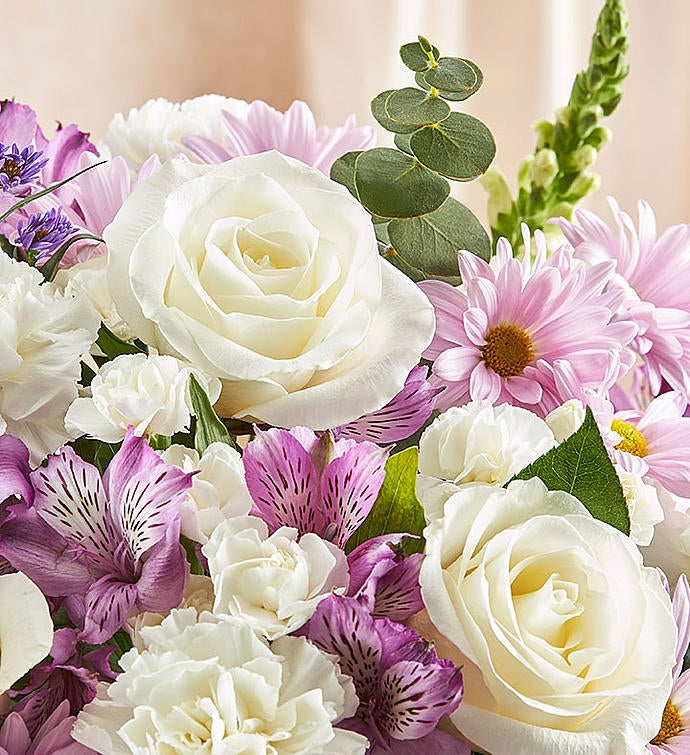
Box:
387;197;490;282
400;39;439;71
96;323;147;360
393;132;414;156
384;88;450;128
109;629;134;673
0;161;107;224
371;91;417;135
512;407;630;535
38;232;103;282
181;534;206;576
330;150;362;197
188;373;238;455
423;57;480;96
353;148;449;219
410;113;496;181
346;447;427;555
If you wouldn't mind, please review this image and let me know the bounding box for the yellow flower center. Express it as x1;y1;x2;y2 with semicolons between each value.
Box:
651;698;683;745
611;418;648;457
481;324;535;378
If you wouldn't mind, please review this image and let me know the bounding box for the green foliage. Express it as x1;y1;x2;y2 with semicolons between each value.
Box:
108;629;134;673
386;197;490;283
512;408;630;535
483;0;629;252
37;232;103;282
330;34;495;282
96;323;147;361
353;148;449;218
346;447;427;555
188;374;239;455
181;534;207;576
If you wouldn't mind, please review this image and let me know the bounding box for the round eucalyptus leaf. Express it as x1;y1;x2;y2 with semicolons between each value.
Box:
415;71;431;92
385;87;451;127
409;113;496;181
371;90;417;134
330;150;362;198
431;59;484;101
400;40;440;71
394;132;414;156
388;197;491;282
353;148;449;219
423;57;479;95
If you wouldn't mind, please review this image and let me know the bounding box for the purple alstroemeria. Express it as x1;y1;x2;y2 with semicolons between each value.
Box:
0;700;95;755
303;595;465;752
0;429;192;643
8;628;114;737
347;534;424;621
14;207;75;264
0;435;34;510
243;427;388;549
0;143;48;194
334;366;441;444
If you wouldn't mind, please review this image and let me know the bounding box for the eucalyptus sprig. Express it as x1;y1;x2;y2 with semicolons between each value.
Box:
331;36;496;284
484;0;629;252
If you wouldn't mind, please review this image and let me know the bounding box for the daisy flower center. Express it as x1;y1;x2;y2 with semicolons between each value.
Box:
481;324;535;378
611;418;648;457
651;698;683;745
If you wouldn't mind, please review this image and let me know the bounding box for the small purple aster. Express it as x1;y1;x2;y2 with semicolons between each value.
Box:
0;143;47;194
14;208;75;264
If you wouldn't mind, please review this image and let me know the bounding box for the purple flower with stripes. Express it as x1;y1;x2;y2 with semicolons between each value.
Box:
303;595;466;753
14;207;75;264
0;700;95;755
0;143;47;194
0;429;193;643
334;365;441;444
243;427;389;549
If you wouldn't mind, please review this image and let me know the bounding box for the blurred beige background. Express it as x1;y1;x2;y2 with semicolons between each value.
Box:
2;0;688;228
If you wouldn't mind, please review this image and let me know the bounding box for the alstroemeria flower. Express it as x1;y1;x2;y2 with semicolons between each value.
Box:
0;429;193;643
303;595;465;752
243;427;388;549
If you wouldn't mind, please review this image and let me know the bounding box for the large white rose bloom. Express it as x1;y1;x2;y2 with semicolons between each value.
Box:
417;401;555;520
105;94;250;171
65;352;221;442
420;477;676;755
104;151;435;429
203;516;349;639
0;572;53;692
73;609;368;754
642;485;690;586
0;255;98;462
160;442;253;543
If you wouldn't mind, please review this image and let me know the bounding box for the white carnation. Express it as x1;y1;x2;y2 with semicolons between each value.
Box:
545;398;586;442
615;466;664;546
73;609;368;754
203;516;349;640
65;353;221;442
160;442;253;543
417;401;555;520
105;94;250;171
0;255;98;462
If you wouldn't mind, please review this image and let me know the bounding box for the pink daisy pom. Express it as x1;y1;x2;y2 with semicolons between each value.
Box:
419;227;636;417
559;199;690;396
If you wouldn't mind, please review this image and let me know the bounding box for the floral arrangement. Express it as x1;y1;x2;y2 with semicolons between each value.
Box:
0;1;688;753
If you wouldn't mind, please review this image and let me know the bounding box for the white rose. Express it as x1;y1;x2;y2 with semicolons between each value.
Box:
73;609;368;754
545;398;586;442
105;94;250;171
0;572;53;692
105;151;435;429
641;485;690;586
417;401;555;520
0;255;99;463
615;466;664;546
421;477;676;755
65;353;221;442
160;442;253;543
203;516;349;639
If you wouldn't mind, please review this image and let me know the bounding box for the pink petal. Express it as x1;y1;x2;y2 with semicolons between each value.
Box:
469;361;502;403
463;308;488;347
0;434;33;506
136;524;187;613
505;375;543;404
82;577;138;644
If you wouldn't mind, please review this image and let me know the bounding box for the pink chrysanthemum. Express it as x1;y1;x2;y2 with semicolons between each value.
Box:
647;574;690;753
183;99;375;174
559;199;690;396
611;391;690;498
419;228;636;416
